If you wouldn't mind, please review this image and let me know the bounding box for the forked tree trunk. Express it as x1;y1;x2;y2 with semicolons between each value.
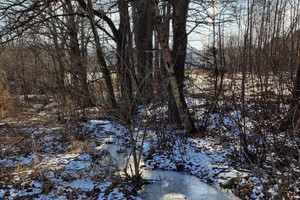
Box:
147;0;196;134
86;0;117;108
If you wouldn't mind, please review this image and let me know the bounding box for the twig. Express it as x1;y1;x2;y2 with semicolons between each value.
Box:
2;136;28;156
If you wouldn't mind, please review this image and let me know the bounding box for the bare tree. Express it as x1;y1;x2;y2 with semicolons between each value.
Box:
85;0;117;109
63;0;92;108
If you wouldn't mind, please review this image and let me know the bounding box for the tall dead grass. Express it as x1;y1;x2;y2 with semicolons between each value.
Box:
0;84;20;118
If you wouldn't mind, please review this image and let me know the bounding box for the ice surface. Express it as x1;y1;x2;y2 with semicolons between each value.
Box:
140;170;232;200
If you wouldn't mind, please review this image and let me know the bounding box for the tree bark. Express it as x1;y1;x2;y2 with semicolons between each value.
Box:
117;0;132;102
172;0;189;90
169;0;190;125
133;0;153;101
147;0;196;134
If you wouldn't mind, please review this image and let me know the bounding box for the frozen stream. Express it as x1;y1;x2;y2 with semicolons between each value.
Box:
94;120;233;200
140;170;231;200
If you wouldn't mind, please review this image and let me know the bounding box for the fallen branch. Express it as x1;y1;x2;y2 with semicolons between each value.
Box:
1;136;28;157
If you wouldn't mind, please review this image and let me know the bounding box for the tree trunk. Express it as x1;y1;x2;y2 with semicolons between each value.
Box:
117;0;132;102
133;0;153;101
86;0;117;108
292;59;300;130
147;0;196;134
154;1;169;100
169;0;189;125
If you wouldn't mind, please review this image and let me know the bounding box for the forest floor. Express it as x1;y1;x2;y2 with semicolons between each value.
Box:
0;97;141;200
0;73;299;199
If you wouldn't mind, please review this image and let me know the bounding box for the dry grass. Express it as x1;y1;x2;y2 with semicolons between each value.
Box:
185;69;210;76
0;84;20;118
68;139;94;155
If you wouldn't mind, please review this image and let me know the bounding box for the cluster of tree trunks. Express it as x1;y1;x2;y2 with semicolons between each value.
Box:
147;0;196;134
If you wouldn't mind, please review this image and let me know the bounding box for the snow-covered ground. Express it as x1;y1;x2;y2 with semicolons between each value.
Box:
0;102;140;199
